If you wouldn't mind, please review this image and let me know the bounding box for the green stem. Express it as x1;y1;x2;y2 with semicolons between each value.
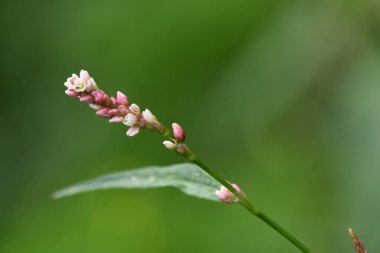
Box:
190;155;314;253
155;126;313;253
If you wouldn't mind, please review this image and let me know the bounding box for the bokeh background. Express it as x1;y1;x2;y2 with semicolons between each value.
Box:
1;0;380;252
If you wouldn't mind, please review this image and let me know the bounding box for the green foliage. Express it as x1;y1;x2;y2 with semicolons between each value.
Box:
53;163;221;201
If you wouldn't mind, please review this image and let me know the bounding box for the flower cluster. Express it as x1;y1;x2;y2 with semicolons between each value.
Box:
64;70;162;136
215;184;242;204
349;228;368;253
163;123;186;148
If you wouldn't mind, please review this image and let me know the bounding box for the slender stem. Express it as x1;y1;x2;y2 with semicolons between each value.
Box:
254;210;313;253
155;127;314;253
190;155;314;253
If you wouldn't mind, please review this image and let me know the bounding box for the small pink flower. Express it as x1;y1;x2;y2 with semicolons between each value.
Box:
116;91;129;105
127;126;140;136
172;123;186;142
215;184;241;204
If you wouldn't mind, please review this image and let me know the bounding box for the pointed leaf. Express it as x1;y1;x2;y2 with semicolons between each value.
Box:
53;163;221;201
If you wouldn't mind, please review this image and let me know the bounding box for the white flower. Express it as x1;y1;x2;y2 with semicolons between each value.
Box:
73;77;86;92
64;74;79;89
123;113;138;127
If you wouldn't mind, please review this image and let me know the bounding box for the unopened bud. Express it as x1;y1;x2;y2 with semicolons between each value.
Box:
215;184;241;204
89;103;102;110
163;140;176;150
86;78;97;92
80;70;91;82
111;97;117;106
108;109;119;117
96;108;110;118
79;94;94;103
117;91;129;105
126;126;140;137
142;109;157;124
92;91;105;103
65;90;78;97
109;116;124;123
118;105;128;114
172;123;186;142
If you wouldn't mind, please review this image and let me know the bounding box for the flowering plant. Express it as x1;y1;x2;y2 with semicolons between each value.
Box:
56;70;369;253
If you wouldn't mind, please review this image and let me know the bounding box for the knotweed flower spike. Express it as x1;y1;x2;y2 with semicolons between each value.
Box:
349;228;368;253
64;70;168;137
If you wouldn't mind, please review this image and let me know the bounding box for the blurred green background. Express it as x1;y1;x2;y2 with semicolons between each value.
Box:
1;0;380;252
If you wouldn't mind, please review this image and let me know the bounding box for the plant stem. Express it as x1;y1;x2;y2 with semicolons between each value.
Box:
156;127;313;253
190;155;314;253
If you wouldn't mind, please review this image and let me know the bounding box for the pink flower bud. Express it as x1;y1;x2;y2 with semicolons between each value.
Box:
163;140;176;150
215;184;241;204
65;90;78;97
92;91;105;103
142;109;157;124
96;108;110;118
126;126;140;136
129;103;140;115
172;123;186;142
103;95;111;105
111;97;117;106
109;116;124;123
108;109;119;117
79;94;94;103
123;113;138;127
118;105;128;115
80;70;91;82
117;91;129;105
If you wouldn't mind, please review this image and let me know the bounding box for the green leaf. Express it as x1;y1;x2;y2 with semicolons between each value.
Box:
53;163;221;201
